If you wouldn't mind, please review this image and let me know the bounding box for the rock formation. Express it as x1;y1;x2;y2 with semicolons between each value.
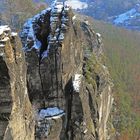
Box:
0;1;114;140
0;26;34;140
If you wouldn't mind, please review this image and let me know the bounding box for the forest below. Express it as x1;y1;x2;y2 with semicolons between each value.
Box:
92;20;140;140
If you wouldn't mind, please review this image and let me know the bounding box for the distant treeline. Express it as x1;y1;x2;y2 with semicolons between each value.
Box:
0;0;47;30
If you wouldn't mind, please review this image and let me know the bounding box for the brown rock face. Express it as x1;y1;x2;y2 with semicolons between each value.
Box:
0;2;113;140
0;26;34;140
20;2;114;140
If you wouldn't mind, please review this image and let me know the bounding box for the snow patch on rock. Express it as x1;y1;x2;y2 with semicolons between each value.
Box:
11;32;18;37
21;8;51;51
72;15;76;21
38;107;65;120
73;74;82;92
0;25;11;35
0;44;5;47
1;37;9;41
22;18;41;51
41;49;49;60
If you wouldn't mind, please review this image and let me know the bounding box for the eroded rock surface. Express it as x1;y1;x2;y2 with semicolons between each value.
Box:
0;25;34;140
20;2;114;140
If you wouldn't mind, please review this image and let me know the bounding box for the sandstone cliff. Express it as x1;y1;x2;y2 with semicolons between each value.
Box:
0;26;34;140
0;2;113;140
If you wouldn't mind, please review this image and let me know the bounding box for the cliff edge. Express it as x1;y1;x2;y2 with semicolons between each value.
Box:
0;26;34;140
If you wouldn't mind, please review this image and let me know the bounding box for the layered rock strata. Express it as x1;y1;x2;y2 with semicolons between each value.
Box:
0;25;34;140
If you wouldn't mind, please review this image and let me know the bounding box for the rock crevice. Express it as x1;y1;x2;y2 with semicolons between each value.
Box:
0;25;34;140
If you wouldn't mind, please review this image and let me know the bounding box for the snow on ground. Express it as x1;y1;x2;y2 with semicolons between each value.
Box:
65;0;88;10
114;8;140;24
73;74;82;92
38;107;65;120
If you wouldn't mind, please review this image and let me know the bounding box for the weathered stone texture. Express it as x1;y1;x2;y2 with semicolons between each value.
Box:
0;27;34;140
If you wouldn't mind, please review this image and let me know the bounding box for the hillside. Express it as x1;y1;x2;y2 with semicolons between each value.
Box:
0;0;46;30
92;19;140;139
35;0;140;31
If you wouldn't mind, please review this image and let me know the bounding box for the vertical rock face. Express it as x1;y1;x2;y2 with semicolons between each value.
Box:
0;26;34;140
21;2;114;140
0;3;114;140
0;2;113;140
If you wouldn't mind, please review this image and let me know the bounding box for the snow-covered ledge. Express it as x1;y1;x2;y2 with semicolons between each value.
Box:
0;25;11;35
0;25;18;56
0;25;18;38
36;107;65;137
38;107;65;120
